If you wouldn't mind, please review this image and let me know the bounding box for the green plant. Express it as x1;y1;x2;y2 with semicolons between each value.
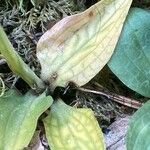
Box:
0;0;133;149
108;7;150;150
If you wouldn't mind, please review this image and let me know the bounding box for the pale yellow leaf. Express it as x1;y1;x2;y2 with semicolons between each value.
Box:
37;0;132;89
43;100;105;150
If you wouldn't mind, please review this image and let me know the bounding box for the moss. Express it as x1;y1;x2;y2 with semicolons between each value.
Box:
0;0;85;77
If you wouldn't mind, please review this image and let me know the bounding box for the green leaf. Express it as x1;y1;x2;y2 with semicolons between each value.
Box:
37;0;132;90
43;100;105;150
0;90;53;150
126;100;150;150
108;8;150;97
0;26;44;91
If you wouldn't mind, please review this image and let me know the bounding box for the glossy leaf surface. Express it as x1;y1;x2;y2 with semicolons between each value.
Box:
44;100;105;150
37;0;132;89
126;100;150;150
0;90;53;150
108;8;150;97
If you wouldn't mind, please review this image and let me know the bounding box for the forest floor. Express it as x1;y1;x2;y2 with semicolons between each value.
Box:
0;0;150;149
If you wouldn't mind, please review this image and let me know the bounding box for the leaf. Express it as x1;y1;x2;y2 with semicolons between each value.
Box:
0;90;53;150
108;8;150;97
0;26;44;90
43;100;105;150
37;0;132;89
126;100;150;150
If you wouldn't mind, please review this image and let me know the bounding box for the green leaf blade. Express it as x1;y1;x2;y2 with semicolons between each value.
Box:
108;8;150;97
0;90;53;150
43;100;105;150
0;26;44;90
126;100;150;150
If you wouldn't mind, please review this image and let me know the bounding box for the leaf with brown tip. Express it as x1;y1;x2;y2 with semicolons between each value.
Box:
37;0;132;89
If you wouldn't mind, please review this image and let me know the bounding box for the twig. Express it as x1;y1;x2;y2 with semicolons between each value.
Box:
78;87;143;109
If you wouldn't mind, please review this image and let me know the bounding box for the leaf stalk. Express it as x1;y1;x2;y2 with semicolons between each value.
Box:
0;25;45;91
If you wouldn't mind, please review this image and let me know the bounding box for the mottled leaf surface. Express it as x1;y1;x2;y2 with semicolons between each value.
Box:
44;100;105;150
0;90;53;150
37;0;132;89
126;100;150;150
108;8;150;97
